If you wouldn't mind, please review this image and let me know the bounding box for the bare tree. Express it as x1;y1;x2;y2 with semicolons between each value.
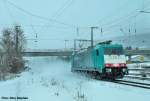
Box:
0;25;26;74
0;28;15;69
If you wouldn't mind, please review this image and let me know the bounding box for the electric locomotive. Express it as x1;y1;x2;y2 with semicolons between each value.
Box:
71;41;128;79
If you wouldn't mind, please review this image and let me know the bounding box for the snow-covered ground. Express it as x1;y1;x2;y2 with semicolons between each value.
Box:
127;62;150;77
0;57;150;101
128;62;150;68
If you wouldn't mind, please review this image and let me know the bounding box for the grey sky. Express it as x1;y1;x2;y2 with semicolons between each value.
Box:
0;0;150;49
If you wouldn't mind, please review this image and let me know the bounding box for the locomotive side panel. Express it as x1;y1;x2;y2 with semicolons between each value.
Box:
71;49;97;72
92;47;105;72
71;43;128;79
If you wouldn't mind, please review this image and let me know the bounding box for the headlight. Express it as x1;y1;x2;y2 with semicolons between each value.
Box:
106;68;111;72
120;63;126;67
122;68;126;72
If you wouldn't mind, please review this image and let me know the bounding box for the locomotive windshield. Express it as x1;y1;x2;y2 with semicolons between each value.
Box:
104;47;123;55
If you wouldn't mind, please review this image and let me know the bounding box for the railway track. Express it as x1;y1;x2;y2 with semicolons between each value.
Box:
96;77;150;89
124;75;150;81
113;79;150;89
77;70;150;89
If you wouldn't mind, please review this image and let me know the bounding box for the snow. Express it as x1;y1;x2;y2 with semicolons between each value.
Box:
0;56;150;101
123;76;150;84
128;62;150;68
127;62;150;76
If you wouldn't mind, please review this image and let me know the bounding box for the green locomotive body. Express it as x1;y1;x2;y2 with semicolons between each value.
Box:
71;43;128;79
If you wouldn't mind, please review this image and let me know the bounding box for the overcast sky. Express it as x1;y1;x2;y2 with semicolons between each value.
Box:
0;0;150;49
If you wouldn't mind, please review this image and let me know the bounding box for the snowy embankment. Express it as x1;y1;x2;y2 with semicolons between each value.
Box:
122;63;150;84
127;62;150;76
0;57;150;101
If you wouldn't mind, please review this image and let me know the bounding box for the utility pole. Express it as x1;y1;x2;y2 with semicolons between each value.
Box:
74;39;76;51
90;26;98;48
64;40;68;49
73;26;98;51
76;27;79;36
74;39;91;50
15;25;20;53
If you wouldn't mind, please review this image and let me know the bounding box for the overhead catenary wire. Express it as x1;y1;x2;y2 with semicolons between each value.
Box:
40;0;75;37
102;9;140;28
2;0;17;24
51;0;74;19
106;3;150;34
26;38;74;42
4;0;97;30
96;0;150;33
30;23;38;47
95;0;131;25
5;0;77;28
2;0;108;35
4;0;91;43
98;11;141;36
4;0;79;45
3;0;150;41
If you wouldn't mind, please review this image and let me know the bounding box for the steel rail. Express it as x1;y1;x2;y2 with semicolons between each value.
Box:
113;80;150;89
124;75;150;81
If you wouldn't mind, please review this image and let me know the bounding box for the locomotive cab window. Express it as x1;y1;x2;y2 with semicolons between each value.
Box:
104;47;123;55
96;49;99;56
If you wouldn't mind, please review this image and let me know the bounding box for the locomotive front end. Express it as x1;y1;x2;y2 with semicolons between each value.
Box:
103;45;128;78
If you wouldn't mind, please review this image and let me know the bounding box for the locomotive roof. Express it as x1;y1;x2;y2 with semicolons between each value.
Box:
73;44;123;55
94;44;123;49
